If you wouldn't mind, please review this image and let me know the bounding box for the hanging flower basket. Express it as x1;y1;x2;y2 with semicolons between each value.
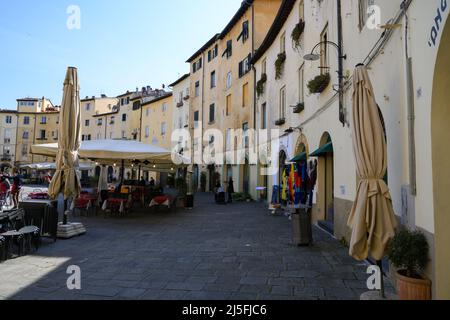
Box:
291;19;305;50
256;73;267;97
293;102;305;114
275;52;287;80
307;73;330;94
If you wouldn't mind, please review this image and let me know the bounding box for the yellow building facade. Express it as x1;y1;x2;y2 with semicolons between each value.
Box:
14;97;60;165
140;93;173;150
80;96;119;141
0;110;18;172
186;0;282;196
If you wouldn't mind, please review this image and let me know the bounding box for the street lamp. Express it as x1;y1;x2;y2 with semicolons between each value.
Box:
303;40;347;126
303;41;347;61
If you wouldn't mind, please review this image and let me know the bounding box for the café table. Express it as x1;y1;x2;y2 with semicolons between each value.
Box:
19;199;58;242
0;230;24;258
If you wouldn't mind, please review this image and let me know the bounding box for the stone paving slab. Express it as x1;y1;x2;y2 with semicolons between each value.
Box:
0;193;395;300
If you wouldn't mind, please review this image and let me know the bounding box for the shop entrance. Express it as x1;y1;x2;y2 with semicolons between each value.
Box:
313;133;334;235
193;165;199;192
431;17;450;299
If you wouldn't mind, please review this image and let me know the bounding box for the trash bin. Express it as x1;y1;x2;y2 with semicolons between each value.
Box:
292;207;313;246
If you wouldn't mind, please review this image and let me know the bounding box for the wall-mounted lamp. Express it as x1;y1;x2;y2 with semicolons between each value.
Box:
304;40;347;126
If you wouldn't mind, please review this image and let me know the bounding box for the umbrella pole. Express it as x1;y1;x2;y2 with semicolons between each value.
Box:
63;198;68;225
120;160;125;184
377;260;386;299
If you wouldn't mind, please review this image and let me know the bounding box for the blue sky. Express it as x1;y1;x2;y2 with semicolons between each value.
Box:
0;0;242;109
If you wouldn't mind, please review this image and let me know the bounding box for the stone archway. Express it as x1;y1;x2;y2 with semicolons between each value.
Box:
431;17;450;300
295;133;309;156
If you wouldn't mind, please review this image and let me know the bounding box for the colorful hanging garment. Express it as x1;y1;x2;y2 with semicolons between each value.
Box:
289;164;296;202
281;167;288;202
294;163;302;207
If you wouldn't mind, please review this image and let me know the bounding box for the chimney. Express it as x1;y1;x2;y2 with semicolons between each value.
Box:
101;94;107;98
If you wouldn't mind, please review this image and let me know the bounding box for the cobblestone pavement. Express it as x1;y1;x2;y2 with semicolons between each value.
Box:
0;193;394;300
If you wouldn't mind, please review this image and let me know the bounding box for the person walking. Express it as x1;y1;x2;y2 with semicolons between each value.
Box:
0;175;11;209
227;177;235;203
10;169;22;209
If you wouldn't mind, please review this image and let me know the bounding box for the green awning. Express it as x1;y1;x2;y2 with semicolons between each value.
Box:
290;152;307;162
310;142;333;157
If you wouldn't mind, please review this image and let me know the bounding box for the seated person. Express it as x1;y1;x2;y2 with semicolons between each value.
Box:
215;184;226;204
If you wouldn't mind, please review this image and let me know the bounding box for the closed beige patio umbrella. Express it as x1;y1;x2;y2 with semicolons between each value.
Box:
48;67;82;202
347;64;397;262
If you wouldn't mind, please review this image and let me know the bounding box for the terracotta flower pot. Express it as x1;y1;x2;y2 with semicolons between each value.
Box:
395;270;432;300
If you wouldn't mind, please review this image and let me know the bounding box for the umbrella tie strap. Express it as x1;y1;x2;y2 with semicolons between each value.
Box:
358;178;392;200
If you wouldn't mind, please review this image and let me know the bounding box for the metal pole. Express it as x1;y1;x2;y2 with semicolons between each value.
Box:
377;260;386;299
120;160;125;184
337;0;345;126
63;198;68;225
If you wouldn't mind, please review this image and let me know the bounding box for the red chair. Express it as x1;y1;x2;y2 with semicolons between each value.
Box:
74;197;91;217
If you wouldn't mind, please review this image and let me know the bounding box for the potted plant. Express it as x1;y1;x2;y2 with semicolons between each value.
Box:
293;102;305;114
291;19;305;50
256;73;267;97
307;73;330;94
387;229;432;300
275;52;287;80
275;118;286;126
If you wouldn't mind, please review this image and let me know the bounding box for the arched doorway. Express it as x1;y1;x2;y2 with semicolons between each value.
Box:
312;133;334;235
431;17;450;299
294;133;309;157
208;165;215;192
243;159;250;195
193;165;199;192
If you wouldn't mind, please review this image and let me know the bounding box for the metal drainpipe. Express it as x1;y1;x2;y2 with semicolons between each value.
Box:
104;115;108;139
252;2;256;130
201;51;206;184
406;58;416;196
337;0;346;126
32;113;37;163
139;101;143;142
403;0;417;196
14;114;19;167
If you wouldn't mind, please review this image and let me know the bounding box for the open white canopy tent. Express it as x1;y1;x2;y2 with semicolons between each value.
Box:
20;161;94;171
30;139;189;173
